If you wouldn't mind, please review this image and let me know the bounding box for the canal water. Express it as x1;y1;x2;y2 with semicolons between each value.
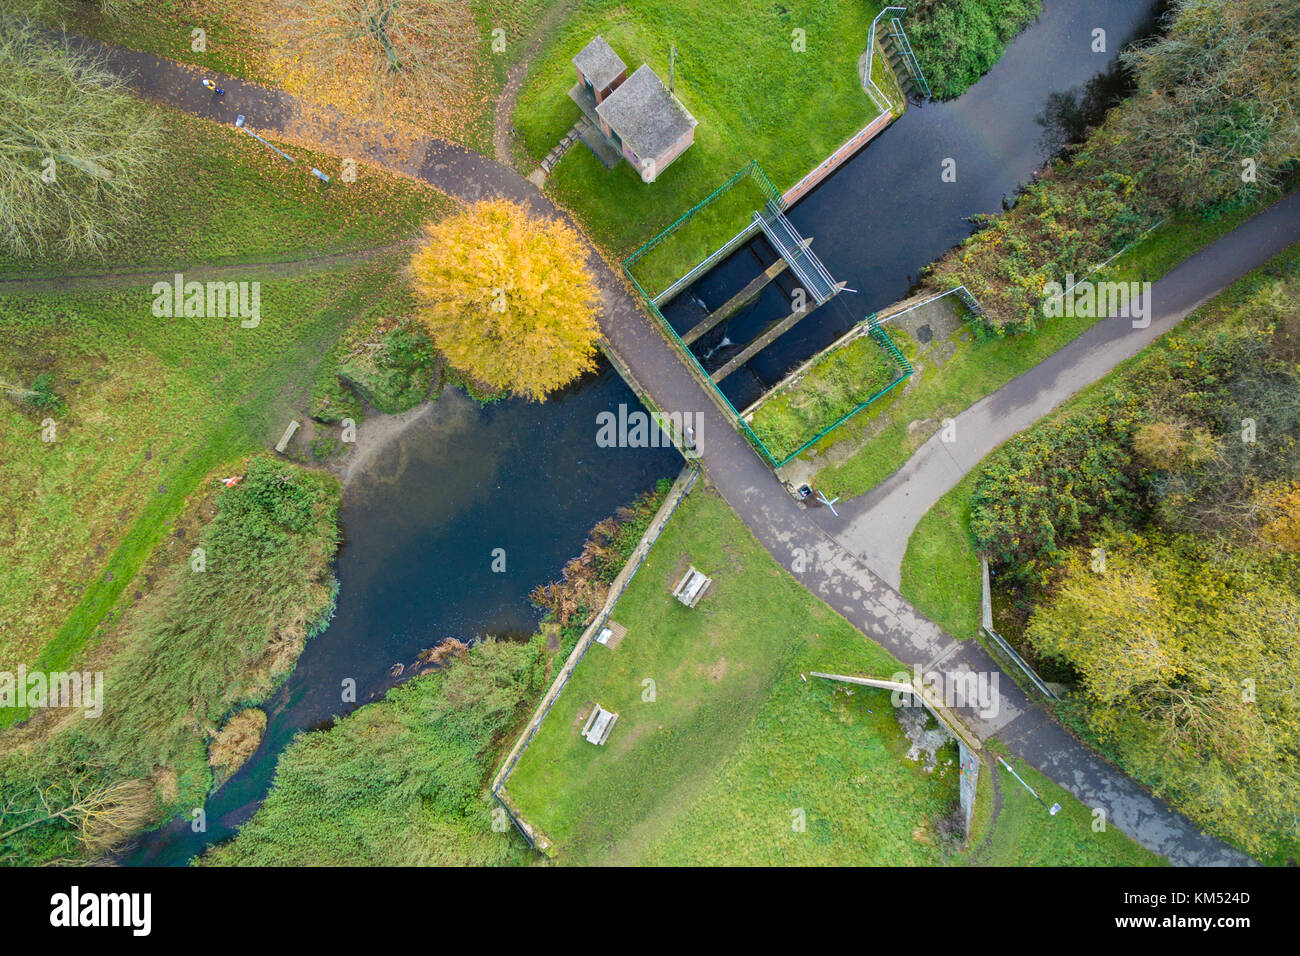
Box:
123;368;679;864
125;0;1165;865
663;0;1167;411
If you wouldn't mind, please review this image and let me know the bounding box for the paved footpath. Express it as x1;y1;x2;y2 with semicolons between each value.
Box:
78;37;1277;864
822;192;1300;587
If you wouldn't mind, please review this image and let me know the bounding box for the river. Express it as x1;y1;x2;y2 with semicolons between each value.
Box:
123;368;679;864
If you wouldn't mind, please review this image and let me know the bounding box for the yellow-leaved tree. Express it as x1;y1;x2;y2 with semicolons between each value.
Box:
410;199;601;402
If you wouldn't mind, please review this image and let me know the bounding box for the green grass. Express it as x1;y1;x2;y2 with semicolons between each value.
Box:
505;484;1159;865
749;326;907;463
0;96;452;688
899;472;983;642
0;264;399;702
815;309;1105;499
505;485;931;864
516;1;883;281
964;745;1164;867
626;167;775;300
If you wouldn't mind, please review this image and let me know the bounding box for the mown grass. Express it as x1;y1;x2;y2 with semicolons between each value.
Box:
515;1;882;281
899;472;983;643
506;484;1156;865
626;168;774;300
505;484;949;865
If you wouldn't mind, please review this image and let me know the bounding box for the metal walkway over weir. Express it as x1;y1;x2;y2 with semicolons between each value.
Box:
753;200;839;305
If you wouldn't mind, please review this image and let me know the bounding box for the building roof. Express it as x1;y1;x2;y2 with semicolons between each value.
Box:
596;64;698;160
572;35;626;92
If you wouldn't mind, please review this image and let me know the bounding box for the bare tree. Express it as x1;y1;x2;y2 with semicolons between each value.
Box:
0;18;163;258
277;0;475;111
0;776;154;857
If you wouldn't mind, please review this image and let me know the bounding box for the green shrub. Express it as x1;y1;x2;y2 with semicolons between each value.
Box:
907;0;1042;100
0;455;342;864
969;407;1144;581
337;320;441;414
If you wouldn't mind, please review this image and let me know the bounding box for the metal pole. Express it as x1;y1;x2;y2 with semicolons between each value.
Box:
235;115;295;164
997;756;1060;814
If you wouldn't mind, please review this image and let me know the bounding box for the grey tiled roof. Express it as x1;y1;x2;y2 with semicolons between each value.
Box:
572;35;626;91
596;64;697;160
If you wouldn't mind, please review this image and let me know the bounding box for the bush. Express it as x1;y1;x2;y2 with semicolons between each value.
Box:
907;0;1043;99
337;320;441;414
970;407;1144;581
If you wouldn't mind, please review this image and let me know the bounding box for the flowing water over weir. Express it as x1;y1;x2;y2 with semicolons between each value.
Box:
125;0;1165;864
665;0;1167;411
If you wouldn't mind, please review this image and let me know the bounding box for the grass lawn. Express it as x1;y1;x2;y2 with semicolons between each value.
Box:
505;483;1162;865
515;1;883;282
626;166;776;300
0;105;452;711
899;472;983;643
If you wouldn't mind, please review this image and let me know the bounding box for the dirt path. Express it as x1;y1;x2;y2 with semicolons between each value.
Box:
492;1;574;168
0;239;417;296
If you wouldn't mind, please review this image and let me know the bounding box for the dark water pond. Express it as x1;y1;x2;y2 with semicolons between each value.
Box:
123;367;678;864
663;0;1167;410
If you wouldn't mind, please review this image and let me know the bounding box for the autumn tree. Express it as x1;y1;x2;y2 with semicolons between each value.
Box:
0;17;163;258
409;199;602;402
1027;538;1300;857
1097;0;1300;212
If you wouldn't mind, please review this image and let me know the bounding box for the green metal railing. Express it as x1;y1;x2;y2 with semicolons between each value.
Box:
621;162;917;472
762;314;914;467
